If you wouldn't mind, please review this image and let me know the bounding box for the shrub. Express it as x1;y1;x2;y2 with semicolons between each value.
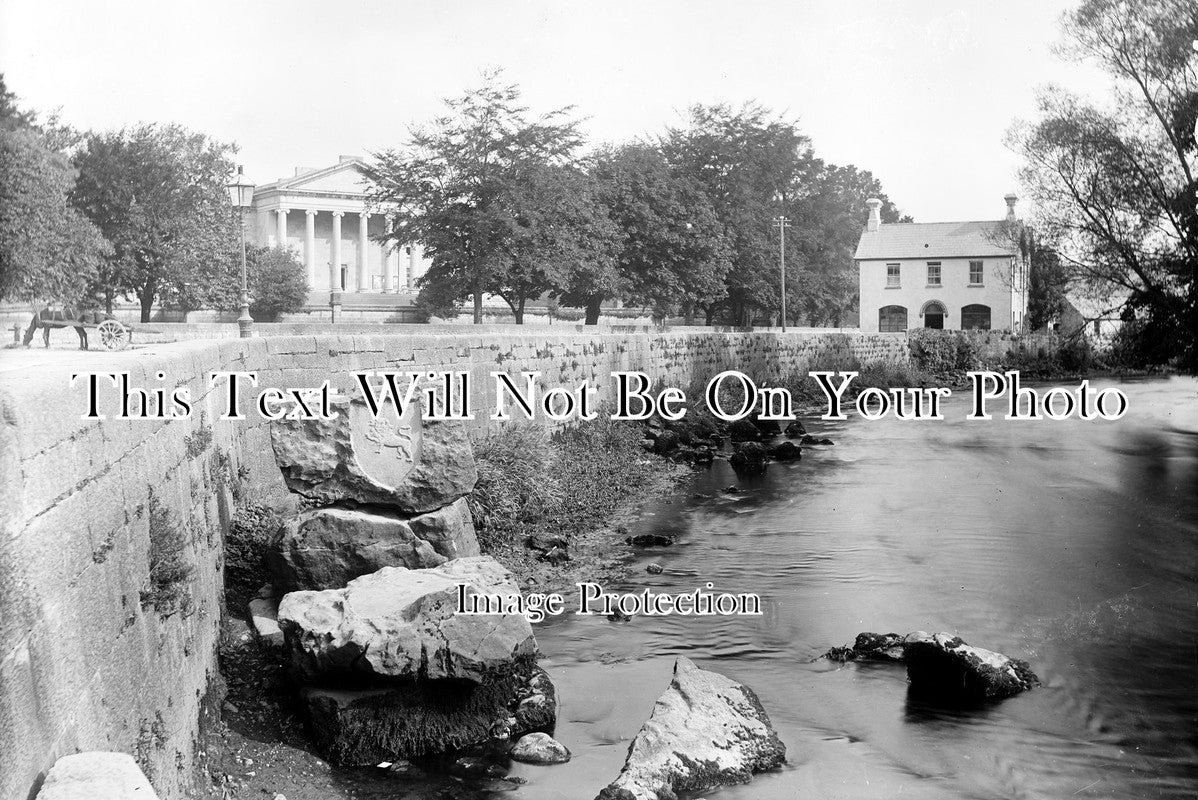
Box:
247;245;310;321
141;489;193;617
468;426;564;552
467;417;659;553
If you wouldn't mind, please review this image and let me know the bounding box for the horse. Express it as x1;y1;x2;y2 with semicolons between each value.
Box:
22;305;90;350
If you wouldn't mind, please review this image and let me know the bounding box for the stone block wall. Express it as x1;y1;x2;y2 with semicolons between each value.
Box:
0;329;907;800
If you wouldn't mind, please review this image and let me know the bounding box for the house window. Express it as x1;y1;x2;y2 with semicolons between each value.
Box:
926;262;941;286
969;260;983;285
961;304;991;330
886;263;900;287
879;305;907;332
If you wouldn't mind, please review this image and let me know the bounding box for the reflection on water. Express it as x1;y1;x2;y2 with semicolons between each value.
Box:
510;376;1198;800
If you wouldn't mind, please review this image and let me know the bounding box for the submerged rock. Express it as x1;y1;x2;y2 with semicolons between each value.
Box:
824;631;930;662
278;557;537;685
511;732;571;764
514;666;558;734
784;420;807;438
769;441;802;461
270;395;477;514
800;435;835;446
266;506;448;592
726;419;760;442
729;442;768;473
906;632;1039;702
626;532;674;547
595;656;785;800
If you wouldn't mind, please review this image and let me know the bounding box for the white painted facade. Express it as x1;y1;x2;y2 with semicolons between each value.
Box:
855;196;1028;333
245;156;431;294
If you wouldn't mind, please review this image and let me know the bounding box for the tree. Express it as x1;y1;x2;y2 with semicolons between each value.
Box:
207;244;309;321
590;143;730;323
788;161;907;327
369;71;585;324
71;123;238;321
0;76;108;305
513;162;621;324
1026;242;1070;331
1009;0;1198;369
661;104;812;325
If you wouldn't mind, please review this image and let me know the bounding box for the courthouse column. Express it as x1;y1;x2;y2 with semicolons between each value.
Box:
382;213;396;293
304;210;317;288
275;208;289;249
407;245;417;288
330;212;344;290
358;213;370;292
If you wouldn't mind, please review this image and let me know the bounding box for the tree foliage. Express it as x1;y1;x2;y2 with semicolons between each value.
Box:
369;71;589;323
0;75;108;305
1009;0;1198;369
590;143;730;322
71;123;239;320
660;104;812;325
371;79;906;327
209;244;309;321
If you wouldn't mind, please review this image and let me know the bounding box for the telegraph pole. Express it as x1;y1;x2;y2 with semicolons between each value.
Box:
775;215;791;332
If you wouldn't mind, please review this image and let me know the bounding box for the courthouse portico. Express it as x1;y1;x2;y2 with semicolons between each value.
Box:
246;156;429;295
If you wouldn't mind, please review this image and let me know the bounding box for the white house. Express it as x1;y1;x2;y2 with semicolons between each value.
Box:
245;156;431;297
855;195;1028;333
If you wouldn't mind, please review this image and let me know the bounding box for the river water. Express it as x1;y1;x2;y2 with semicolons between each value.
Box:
504;376;1198;800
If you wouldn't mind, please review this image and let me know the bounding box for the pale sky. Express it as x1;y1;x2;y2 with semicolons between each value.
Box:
0;0;1108;222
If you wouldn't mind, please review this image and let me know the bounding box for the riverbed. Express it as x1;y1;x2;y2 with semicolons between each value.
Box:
508;376;1198;799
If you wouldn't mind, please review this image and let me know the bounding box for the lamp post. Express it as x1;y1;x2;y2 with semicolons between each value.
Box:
227;166;256;338
774;214;791;333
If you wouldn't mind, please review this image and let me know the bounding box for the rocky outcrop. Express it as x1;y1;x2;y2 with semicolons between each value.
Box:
278;557;537;685
270;395;477;514
511;732;571;764
595;656;785;800
906;633;1039;702
35;752;159;800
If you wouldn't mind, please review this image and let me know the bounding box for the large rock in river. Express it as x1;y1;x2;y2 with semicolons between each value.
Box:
270;394;477;514
596;656;785;800
277;557;537;685
906;632;1039;702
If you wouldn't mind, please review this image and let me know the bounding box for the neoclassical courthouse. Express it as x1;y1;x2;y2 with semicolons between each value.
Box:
245;156;430;300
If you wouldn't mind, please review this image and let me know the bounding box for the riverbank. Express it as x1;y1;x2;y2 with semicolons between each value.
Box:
198;418;691;799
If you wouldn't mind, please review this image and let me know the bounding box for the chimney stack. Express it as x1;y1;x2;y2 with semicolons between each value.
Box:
1004;193;1018;221
866;198;882;232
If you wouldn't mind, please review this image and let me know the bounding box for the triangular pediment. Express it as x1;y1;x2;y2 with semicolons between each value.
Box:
279;159;370;195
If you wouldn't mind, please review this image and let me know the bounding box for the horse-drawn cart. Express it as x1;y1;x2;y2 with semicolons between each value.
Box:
21;308;137;350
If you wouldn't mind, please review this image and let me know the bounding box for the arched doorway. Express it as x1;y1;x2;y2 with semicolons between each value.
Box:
961;304;991;330
878;305;908;332
921;300;946;329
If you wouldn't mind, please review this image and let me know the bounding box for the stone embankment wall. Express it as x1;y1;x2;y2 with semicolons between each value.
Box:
0;329;906;800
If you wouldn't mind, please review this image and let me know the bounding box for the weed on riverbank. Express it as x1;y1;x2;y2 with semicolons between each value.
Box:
469;417;685;592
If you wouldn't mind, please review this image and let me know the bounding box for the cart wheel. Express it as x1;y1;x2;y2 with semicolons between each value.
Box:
98;320;128;350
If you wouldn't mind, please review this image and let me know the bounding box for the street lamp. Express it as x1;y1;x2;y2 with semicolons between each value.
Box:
227;165;256;338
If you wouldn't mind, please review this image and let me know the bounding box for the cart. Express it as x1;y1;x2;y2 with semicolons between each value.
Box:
24;309;134;350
